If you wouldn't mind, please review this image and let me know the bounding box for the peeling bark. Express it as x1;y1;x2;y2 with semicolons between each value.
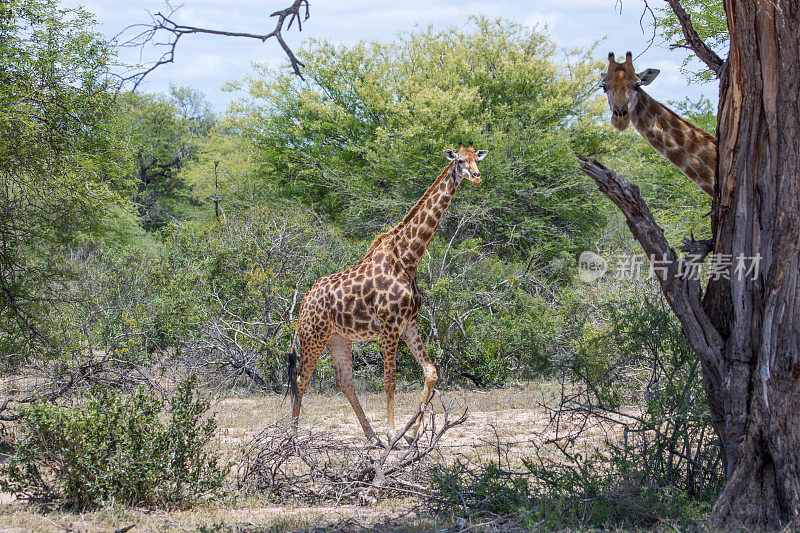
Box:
579;1;800;526
708;0;800;527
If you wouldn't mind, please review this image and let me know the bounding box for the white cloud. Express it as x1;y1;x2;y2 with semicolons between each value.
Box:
60;0;719;112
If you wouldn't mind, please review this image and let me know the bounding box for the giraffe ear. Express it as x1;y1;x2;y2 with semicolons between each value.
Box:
475;150;489;161
443;149;457;161
636;68;660;85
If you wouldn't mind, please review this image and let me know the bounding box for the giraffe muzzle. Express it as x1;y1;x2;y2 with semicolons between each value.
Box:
611;110;631;130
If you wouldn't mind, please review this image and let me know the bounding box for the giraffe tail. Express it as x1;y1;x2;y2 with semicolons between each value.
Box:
287;328;301;406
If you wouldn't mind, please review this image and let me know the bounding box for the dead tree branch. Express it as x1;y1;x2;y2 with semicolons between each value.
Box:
576;154;725;401
185;321;273;392
122;0;310;90
0;357;159;422
237;395;468;504
0;362;98;421
664;0;725;76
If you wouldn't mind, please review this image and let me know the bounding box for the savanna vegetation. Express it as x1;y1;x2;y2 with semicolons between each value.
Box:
1;0;763;530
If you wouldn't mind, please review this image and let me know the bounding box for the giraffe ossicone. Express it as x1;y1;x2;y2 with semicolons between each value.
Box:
288;144;489;446
600;51;717;196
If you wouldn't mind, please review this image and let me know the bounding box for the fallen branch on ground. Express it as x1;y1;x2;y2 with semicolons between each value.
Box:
237;393;467;504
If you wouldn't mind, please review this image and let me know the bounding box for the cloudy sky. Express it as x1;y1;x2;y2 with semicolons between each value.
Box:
61;0;719;113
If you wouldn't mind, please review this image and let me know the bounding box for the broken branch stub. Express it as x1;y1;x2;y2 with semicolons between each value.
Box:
576;154;725;392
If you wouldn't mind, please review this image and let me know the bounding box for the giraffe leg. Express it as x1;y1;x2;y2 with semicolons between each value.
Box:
401;322;438;442
291;318;330;428
327;334;381;445
380;327;401;441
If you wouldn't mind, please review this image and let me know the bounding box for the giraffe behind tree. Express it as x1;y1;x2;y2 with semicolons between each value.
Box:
601;51;717;196
288;142;489;446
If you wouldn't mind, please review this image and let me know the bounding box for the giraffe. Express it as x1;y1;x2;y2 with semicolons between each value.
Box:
601;51;717;196
288;142;489;446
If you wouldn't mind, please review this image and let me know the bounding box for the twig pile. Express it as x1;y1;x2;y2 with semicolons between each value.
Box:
237;395;467;504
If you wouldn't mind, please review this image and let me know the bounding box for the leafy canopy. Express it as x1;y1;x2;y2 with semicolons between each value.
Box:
119;86;215;230
229;17;613;261
0;0;130;355
655;0;727;83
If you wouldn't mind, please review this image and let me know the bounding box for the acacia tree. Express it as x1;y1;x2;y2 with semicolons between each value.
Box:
122;86;214;230
0;0;130;358
580;0;799;527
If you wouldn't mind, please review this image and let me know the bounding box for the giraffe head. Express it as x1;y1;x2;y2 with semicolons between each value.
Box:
442;141;488;186
600;52;660;130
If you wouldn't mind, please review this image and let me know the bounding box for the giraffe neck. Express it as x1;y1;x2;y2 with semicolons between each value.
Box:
379;162;459;275
630;89;717;196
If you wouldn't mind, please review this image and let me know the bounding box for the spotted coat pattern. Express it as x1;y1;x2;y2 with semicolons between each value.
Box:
290;145;488;444
602;52;717;196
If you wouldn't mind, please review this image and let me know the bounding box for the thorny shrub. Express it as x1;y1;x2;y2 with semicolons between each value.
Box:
0;376;224;508
428;290;723;529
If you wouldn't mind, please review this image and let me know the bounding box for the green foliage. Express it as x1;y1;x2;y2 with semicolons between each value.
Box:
429;288;722;528
430;455;712;529
0;377;224;508
655;0;728;83
182;127;267;214
72;238;207;357
431;461;533;520
119;86;215;230
571;293;723;495
230;17;611;262
0;0;132;358
417;237;583;385
163;205;358;384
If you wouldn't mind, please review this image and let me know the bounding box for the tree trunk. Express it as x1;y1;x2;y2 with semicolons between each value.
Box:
579;1;800;520
582;0;799;526
705;0;800;527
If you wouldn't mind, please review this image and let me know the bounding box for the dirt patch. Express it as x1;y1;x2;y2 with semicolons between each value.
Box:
0;382;606;532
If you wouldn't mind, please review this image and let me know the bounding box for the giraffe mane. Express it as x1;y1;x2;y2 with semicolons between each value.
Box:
362;231;389;258
362;161;455;259
399;161;455;226
640;91;716;143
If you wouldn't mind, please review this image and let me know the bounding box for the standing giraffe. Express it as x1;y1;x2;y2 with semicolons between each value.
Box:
288;142;489;446
601;52;717;196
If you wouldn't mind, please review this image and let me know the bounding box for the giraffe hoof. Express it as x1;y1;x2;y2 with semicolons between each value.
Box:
404;435;416;447
369;435;386;449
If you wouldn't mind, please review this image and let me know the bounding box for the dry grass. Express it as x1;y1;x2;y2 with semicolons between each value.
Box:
0;381;624;532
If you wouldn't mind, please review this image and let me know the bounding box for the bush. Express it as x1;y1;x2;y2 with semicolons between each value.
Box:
0;377;224;508
232;16;609;259
569;294;723;504
430;461;534;521
428;288;722;529
431;452;712;529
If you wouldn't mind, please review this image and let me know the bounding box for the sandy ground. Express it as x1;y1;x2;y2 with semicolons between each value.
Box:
0;382;607;532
